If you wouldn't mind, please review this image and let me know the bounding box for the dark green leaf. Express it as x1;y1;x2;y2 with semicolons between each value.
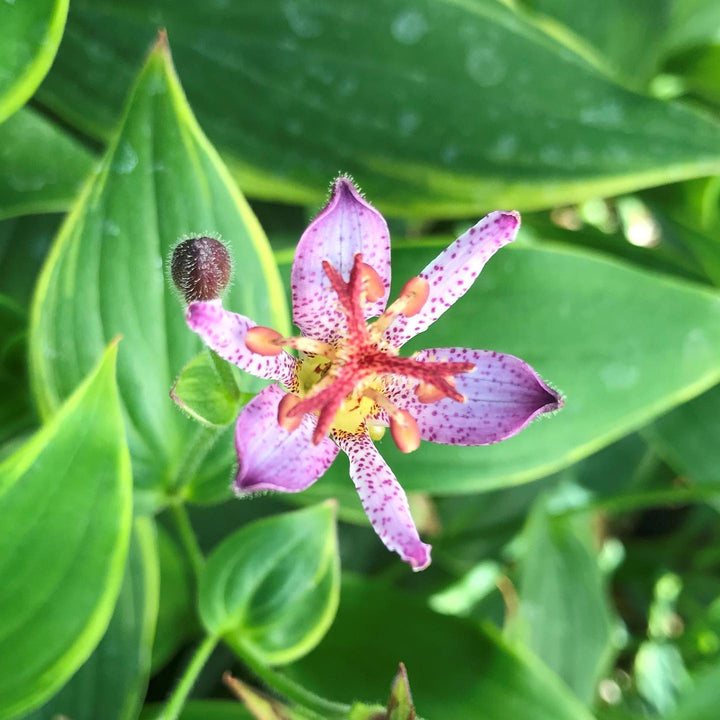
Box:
22;517;159;720
38;0;720;215
643;384;720;485
0;0;68;122
199;503;339;665
0;214;60;306
289;575;595;720
285;242;720;494
508;498;616;703
29;38;288;510
151;524;196;672
140;701;254;720
0;342;132;719
0;109;95;221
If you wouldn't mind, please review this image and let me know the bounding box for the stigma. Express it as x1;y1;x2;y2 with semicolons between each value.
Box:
245;254;475;452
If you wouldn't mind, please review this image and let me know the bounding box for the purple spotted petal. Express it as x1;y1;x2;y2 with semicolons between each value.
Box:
291;176;391;342
234;385;339;493
384;211;520;348
186;299;297;386
384;348;562;445
333;430;431;571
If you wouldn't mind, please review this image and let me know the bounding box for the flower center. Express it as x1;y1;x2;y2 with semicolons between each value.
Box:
245;254;474;452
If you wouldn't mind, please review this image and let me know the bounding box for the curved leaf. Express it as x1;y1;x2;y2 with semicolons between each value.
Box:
0;109;94;221
36;0;720;215
23;517;159;720
297;242;720;494
288;575;595;720
29;38;288;510
0;0;68;123
199;503;339;666
0;342;132;719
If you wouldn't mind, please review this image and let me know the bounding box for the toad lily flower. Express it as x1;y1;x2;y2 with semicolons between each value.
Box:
178;177;562;570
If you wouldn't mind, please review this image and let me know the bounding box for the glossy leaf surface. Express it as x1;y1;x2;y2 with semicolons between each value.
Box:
0;109;94;221
23;518;159;720
283;242;720;494
0;343;132;719
0;0;68;123
199;504;339;665
289;575;595;720
29;39;288;509
36;0;720;215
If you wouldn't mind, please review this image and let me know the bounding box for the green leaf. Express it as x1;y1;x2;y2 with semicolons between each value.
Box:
288;575;595;720
298;242;720;495
171;351;250;427
37;0;720;215
199;503;339;666
22;517;159;720
507;497;616;704
663;0;720;56
29;38;288;510
0;108;94;221
387;664;417;720
514;0;670;87
141;701;254;720
0;214;60;307
643;384;720;485
669;660;720;720
0;342;132;720
151;524;196;672
0;0;68;123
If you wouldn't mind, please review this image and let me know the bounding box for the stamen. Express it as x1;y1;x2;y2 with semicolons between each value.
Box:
363;388;421;453
360;262;385;302
245;326;283;356
277;393;303;432
246;326;335;358
369;275;430;339
415;376;457;404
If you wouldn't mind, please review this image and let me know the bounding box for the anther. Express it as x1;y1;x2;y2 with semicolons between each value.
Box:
277;393;303;432
415;377;456;404
360;262;385;302
397;276;429;317
363;388;421;454
245;326;283;356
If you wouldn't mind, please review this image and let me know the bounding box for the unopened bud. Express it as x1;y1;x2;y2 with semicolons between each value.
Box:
171;236;230;303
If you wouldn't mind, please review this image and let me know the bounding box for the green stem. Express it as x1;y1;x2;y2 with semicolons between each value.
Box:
228;639;351;718
170;502;204;580
156;634;219;720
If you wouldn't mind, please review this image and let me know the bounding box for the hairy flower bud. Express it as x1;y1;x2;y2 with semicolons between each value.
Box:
171;236;231;303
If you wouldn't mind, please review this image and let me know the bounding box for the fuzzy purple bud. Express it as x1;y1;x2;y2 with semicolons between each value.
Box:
171;236;230;303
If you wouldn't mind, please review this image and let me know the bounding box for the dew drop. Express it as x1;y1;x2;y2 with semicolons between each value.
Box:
465;46;506;87
283;1;323;39
391;9;429;45
112;141;138;175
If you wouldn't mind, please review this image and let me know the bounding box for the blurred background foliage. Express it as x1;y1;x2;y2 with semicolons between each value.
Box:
3;0;720;719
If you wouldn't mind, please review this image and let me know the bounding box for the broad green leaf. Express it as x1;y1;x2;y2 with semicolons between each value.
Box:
171;351;250;427
0;214;60;306
514;0;671;88
294;243;720;494
0;0;68;123
663;0;720;55
0;343;132;720
507;498;616;704
22;517;159;720
289;575;595;720
199;503;339;666
669;660;720;720
151;525;196;672
141;701;254;720
643;385;720;485
30;39;288;510
37;0;720;216
0;109;95;221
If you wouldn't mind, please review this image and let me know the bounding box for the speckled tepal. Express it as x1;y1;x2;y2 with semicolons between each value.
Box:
179;176;563;570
